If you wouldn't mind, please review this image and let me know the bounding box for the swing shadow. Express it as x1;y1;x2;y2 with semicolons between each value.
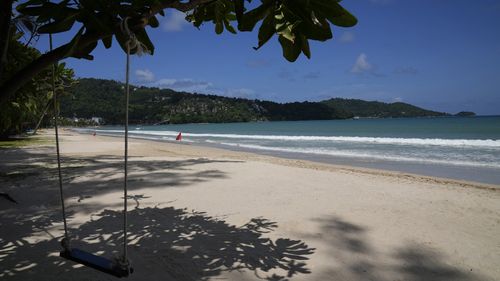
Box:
0;206;315;281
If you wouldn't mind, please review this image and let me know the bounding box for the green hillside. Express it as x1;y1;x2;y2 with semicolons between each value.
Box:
322;98;448;118
60;78;447;124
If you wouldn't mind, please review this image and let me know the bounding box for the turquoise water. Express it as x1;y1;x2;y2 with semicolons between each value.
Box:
86;116;500;184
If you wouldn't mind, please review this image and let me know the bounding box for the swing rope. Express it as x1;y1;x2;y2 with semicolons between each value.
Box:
52;34;70;247
122;27;131;267
120;15;150;267
52;17;148;276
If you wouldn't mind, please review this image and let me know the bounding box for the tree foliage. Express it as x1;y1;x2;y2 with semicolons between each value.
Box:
321;98;449;118
0;0;357;107
16;0;357;60
61;78;353;124
0;33;74;137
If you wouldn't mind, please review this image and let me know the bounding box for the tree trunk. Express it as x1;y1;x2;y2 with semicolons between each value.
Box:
0;0;14;80
32;99;53;135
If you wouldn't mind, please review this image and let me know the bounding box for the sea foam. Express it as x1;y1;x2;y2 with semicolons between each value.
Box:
94;129;500;148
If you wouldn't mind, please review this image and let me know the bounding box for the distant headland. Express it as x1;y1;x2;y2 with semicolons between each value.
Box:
61;78;472;125
454;111;476;117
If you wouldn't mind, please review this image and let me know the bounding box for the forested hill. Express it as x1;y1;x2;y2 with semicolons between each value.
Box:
61;78;448;124
321;98;448;118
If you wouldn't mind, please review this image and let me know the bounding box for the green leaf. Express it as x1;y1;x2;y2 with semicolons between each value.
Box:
63;26;85;57
37;13;77;34
312;1;357;27
300;34;311;59
17;3;57;17
102;36;112;49
284;2;332;41
223;19;236;34
303;16;333;41
115;30;129;54
72;39;97;60
238;3;271;32
148;16;159;28
328;9;357;27
278;23;296;43
215;21;223;34
134;28;155;55
234;0;244;22
15;0;43;12
214;0;227;34
254;13;275;50
83;12;113;34
278;35;301;62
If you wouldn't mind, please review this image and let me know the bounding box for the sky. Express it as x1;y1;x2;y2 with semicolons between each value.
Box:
40;0;500;115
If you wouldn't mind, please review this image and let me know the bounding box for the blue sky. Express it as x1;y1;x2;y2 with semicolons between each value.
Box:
43;0;500;115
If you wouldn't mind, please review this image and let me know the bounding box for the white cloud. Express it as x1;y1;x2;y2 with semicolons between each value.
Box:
351;53;373;74
162;10;188;32
339;31;355;43
135;69;155;82
144;76;259;99
154;78;213;92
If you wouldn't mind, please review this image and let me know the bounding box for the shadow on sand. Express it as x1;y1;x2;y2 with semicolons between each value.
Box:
1;147;239;206
0;148;314;280
0;206;315;281
309;217;488;281
0;147;491;281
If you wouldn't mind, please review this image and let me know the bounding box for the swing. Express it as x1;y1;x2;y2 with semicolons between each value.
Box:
52;18;149;278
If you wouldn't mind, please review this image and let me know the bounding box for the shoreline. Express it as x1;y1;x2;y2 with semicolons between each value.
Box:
2;129;499;280
83;129;499;190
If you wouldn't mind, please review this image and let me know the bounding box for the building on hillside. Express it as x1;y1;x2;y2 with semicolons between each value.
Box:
91;117;103;125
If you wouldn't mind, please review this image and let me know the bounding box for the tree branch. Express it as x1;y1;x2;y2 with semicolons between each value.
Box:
167;0;216;12
0;31;104;107
0;0;14;80
0;0;215;107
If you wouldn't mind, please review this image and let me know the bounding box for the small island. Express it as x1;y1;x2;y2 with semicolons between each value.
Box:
455;111;476;117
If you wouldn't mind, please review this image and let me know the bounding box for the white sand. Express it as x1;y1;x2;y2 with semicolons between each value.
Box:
0;129;499;281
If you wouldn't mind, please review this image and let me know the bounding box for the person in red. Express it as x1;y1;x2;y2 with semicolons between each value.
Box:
176;132;182;141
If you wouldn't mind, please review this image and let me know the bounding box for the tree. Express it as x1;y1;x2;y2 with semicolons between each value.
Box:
0;0;357;107
0;33;74;137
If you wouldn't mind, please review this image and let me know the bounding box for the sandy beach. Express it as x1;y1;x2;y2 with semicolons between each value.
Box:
1;129;499;281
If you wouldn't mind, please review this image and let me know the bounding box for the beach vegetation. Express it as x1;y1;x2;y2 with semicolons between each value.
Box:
0;136;52;148
0;33;75;138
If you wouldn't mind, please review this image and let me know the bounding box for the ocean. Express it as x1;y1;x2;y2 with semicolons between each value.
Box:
82;116;500;185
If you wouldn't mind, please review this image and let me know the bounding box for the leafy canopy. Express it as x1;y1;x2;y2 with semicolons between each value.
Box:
0;33;74;137
16;0;357;62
